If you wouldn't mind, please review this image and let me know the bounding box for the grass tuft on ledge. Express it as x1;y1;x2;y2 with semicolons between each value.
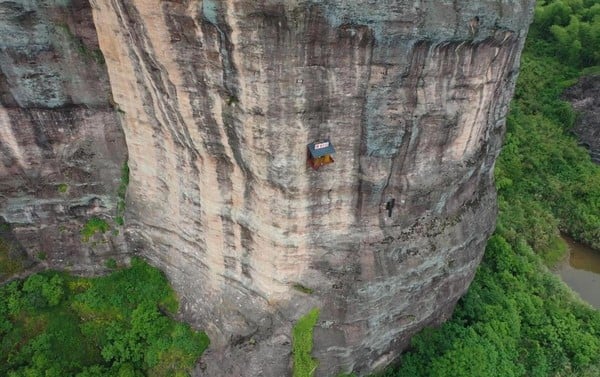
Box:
293;307;320;377
81;217;110;242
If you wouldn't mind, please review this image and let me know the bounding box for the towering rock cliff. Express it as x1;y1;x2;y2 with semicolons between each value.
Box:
0;0;535;376
0;0;127;274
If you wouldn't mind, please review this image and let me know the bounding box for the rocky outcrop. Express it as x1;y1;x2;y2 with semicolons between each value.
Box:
0;0;127;274
88;1;534;376
563;74;600;164
1;0;535;375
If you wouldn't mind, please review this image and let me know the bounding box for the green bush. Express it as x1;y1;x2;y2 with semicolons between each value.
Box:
105;258;118;269
293;308;320;377
81;217;110;242
0;237;23;277
292;283;315;294
0;259;208;376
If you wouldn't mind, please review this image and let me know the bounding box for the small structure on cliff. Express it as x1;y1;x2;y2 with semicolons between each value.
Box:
307;140;335;170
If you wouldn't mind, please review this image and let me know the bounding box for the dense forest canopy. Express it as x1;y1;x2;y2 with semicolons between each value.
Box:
0;259;209;377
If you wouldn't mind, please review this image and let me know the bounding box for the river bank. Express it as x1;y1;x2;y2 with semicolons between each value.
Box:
557;235;600;309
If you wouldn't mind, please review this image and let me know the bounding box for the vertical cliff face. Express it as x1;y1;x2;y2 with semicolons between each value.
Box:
0;0;127;274
85;1;534;375
0;0;535;375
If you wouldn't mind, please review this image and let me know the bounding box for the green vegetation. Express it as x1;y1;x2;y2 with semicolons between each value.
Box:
0;222;24;277
0;237;23;277
57;183;69;194
226;95;239;106
105;258;118;270
293;308;320;377
0;258;209;376
378;236;600;377
292;283;315;295
81;217;110;242
55;23;105;65
374;1;600;377
531;0;600;68
2;2;597;377
115;161;130;226
497;1;600;252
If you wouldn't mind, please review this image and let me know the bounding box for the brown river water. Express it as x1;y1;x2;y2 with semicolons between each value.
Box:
557;236;600;308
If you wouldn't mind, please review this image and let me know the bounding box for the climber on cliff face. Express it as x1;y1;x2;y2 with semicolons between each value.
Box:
386;198;395;218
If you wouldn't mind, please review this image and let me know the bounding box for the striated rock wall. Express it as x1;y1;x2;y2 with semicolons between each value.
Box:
0;0;127;274
0;0;535;375
89;1;534;376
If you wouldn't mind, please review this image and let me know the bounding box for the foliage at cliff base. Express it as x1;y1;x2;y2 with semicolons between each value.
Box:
0;258;209;377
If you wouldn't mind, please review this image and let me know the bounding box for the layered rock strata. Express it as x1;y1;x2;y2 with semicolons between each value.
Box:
88;1;534;376
0;0;127;274
0;0;536;375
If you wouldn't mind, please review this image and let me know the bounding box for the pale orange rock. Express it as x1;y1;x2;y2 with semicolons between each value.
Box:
1;0;535;376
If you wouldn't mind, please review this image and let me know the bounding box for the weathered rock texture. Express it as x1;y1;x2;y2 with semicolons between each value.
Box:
0;0;535;375
563;74;600;164
0;0;127;274
87;1;534;376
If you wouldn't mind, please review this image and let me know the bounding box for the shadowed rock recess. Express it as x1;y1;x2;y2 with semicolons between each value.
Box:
563;75;600;164
1;0;534;376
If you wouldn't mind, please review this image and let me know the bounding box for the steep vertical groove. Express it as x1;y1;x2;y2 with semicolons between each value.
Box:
110;0;197;156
